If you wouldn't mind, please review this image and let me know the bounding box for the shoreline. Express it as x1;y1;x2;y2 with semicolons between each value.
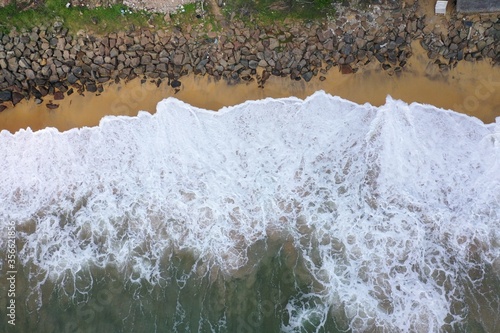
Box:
1;41;499;133
1;0;499;132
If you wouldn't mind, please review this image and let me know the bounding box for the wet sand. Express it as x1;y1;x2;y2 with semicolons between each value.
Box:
1;43;499;133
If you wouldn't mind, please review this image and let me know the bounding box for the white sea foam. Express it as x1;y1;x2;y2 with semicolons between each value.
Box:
1;91;499;332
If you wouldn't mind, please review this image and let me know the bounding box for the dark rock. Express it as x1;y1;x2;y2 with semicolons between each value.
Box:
341;44;352;55
382;63;392;70
86;82;97;93
0;90;12;101
12;92;24;106
156;63;167;72
340;64;353;74
141;55;152;65
67;88;74;96
41;66;52;76
46;103;59;109
345;55;355;64
0;104;7;112
196;58;209;70
248;60;259;69
25;69;36;80
395;36;405;46
49;75;60;83
30;87;42;99
302;71;313;82
261;70;270;83
387;41;397;50
271;68;281;76
67;73;78;84
72;67;83;76
317;29;326;43
375;53;386;63
94;56;104;65
171;80;181;88
319;76;326;81
173;53;184;66
324;39;335;51
130;57;141;68
269;38;279;50
19;58;31;69
54;91;64;100
39;86;49;96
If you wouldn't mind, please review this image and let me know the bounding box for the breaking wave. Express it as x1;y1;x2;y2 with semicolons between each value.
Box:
1;91;499;332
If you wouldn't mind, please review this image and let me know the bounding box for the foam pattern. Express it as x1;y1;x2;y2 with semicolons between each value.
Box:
1;91;499;332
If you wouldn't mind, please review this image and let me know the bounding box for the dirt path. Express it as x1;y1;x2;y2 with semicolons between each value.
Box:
206;0;223;20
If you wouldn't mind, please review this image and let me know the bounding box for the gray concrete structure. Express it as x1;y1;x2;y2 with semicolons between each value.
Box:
456;0;500;13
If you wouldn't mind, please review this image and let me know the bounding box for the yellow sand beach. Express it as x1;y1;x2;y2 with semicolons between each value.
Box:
0;43;499;133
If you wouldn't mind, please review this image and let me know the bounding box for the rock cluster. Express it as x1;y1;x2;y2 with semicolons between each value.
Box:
0;4;499;110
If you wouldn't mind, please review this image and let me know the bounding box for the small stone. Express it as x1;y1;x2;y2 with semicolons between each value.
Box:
173;53;184;66
141;55;152;65
86;82;97;93
25;69;36;80
302;71;313;82
0;90;12;101
248;60;258;69
54;91;64;100
19;58;31;68
269;38;279;50
0;104;7;112
375;53;386;63
342;44;352;55
46;103;59;109
171;80;181;88
67;73;78;84
340;64;353;74
12;92;24;106
72;67;83;76
130;57;141;68
94;56;104;65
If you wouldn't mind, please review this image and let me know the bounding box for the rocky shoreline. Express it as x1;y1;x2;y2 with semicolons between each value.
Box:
0;2;499;112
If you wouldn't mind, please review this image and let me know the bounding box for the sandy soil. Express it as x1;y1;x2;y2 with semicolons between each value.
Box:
1;41;499;134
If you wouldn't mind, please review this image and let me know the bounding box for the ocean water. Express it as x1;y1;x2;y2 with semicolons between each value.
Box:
0;91;499;333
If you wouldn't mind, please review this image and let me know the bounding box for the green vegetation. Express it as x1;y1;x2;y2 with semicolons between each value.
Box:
223;0;338;22
169;2;221;33
0;0;337;35
0;0;192;34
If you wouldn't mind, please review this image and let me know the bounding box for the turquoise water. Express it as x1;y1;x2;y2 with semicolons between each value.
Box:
1;92;499;332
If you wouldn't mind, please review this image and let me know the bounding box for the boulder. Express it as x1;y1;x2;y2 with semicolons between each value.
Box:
302;71;313;82
173;53;184;66
0;90;12;101
25;69;36;80
248;60;259;69
86;82;97;92
12;92;24;106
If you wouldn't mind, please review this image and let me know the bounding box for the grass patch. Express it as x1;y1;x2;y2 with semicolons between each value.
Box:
222;0;337;23
168;2;221;33
0;0;172;34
